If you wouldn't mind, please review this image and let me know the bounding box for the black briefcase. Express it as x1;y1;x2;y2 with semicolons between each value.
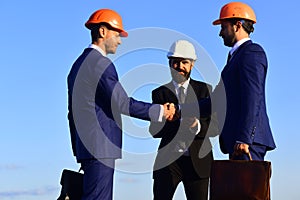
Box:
57;169;84;200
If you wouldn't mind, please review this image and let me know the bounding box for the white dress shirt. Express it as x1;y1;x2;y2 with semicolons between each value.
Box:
229;37;250;56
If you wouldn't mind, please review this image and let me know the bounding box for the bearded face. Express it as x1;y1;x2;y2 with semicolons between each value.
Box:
169;58;194;84
219;20;237;47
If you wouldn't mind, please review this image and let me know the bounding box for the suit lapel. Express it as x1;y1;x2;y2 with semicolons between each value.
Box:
185;79;198;103
230;40;252;63
222;40;253;73
163;82;178;103
165;80;196;104
163;79;202;104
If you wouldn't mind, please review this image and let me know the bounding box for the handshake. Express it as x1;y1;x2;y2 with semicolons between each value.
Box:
163;103;180;121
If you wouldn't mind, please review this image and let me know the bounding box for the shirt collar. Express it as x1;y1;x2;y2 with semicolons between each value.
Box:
88;44;107;57
172;78;190;90
230;38;250;55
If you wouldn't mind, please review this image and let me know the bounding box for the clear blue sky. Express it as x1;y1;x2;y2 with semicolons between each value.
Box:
1;0;299;199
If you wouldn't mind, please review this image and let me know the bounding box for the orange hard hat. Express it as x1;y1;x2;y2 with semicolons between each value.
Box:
213;2;256;25
85;9;128;37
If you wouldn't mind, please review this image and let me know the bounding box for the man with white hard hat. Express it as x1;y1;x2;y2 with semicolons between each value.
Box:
149;40;215;200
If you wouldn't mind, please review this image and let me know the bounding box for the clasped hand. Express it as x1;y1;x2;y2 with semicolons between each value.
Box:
163;103;179;121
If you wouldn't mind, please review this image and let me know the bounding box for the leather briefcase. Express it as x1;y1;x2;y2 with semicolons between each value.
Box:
57;169;84;200
210;154;272;200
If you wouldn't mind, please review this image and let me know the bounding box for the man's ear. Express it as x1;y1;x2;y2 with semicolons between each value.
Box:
98;26;107;38
191;60;195;68
235;21;243;32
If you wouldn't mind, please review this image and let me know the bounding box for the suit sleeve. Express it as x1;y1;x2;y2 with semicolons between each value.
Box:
237;44;267;144
197;84;220;138
96;59;161;121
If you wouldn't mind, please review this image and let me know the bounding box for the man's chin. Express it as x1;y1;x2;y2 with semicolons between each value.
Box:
173;75;187;83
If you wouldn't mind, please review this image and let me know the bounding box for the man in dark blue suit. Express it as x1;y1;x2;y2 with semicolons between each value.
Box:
67;9;175;200
211;2;276;160
181;2;276;161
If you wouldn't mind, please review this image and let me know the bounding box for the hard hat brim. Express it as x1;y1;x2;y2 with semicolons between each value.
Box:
111;27;128;37
212;18;256;25
167;55;197;61
85;22;128;37
119;30;128;37
212;19;221;25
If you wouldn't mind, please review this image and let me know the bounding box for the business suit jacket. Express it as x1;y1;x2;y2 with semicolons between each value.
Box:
67;48;160;161
217;40;276;154
149;79;214;178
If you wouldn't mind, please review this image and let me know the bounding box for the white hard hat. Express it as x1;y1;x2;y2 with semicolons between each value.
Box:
167;40;197;60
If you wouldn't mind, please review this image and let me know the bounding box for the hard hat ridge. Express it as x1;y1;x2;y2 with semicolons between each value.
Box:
212;2;256;25
167;40;197;60
85;8;128;37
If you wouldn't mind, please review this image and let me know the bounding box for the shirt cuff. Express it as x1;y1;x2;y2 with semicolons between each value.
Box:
158;105;164;122
189;118;201;135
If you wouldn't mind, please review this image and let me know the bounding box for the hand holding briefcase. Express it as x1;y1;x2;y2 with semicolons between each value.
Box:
57;169;84;200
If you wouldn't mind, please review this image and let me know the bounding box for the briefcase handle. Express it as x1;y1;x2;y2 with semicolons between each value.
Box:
247;152;253;161
231;152;252;160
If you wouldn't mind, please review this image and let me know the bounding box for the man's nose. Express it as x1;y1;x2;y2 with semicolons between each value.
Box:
117;36;122;45
178;62;185;70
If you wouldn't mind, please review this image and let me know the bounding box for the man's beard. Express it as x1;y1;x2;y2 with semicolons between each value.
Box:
222;27;236;47
171;68;191;83
223;37;235;47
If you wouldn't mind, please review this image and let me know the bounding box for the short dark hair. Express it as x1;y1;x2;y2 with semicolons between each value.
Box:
228;18;255;34
90;24;101;42
90;23;121;42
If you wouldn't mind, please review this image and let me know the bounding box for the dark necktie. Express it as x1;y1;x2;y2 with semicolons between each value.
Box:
178;86;185;104
226;52;232;64
177;86;189;154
